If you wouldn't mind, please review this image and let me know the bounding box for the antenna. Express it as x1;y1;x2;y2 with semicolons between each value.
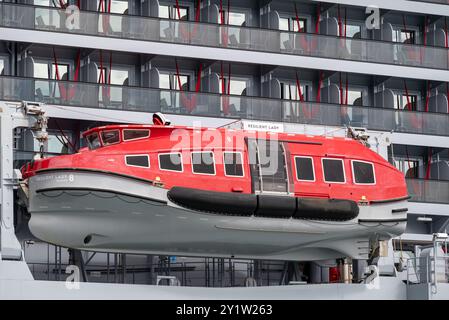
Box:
346;126;370;147
153;112;171;126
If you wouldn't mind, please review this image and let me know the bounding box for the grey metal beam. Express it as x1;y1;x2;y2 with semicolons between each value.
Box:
408;202;449;216
390;132;449;149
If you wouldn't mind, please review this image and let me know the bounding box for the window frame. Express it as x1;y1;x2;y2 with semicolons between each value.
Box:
223;151;245;178
294;156;316;182
86;132;102;150
321;158;346;184
351;160;376;185
51;62;70;81
158;152;184;173
122;129;150;142
101;130;121;146
290;17;307;33
125;154;150;169
191;151;216;176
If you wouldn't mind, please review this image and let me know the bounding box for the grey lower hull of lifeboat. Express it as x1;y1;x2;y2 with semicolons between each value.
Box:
28;170;408;261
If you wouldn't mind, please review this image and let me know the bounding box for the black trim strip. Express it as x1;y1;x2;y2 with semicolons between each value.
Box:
392;208;408;213
370;196;411;204
358;218;408;223
35;168;154;184
37;187;167;204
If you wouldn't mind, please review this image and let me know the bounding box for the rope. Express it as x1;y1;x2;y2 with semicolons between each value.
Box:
175;0;182;20
74;49;81;82
195;64;203;92
344;8;347;38
175;58;182;91
55;119;77;152
108;51;112;85
195;0;201;22
405;145;413;176
220;61;231;115
52;47;61;81
402;14;408;34
445;17;449;108
294;3;302;32
294;71;304;102
315;3;320;34
425;81;430;113
175;59;203;112
345;73;348;105
403;80;411;111
98;50;104;83
339;72;343;104
423;16;428;47
316;71;323;102
219;0;230;46
425;147;432;180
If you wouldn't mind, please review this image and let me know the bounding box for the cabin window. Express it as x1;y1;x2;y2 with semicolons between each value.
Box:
322;158;346;183
191;152;215;175
101;130;120;146
352;161;375;184
223;152;244;177
295;156;315;181
125;155;150;168
159;153;183;172
86;133;101;150
123;129;150;141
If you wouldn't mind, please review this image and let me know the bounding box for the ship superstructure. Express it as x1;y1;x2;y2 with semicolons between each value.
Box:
0;0;448;299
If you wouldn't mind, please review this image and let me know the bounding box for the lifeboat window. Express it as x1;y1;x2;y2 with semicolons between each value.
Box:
125;155;150;168
86;133;101;150
101;130;120;145
294;156;315;181
223;152;244;177
159;153;183;172
123;129;150;141
191;152;216;175
352;161;375;185
322;158;346;183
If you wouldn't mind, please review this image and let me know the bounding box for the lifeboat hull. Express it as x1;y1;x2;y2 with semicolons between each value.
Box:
28;169;408;261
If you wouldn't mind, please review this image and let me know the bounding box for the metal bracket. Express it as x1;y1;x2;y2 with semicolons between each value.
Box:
0;101;48;261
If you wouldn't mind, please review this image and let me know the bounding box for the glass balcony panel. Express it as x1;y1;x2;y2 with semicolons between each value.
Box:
407;179;449;204
1;76;448;137
2;4;448;70
2;4;34;29
0;77;34;101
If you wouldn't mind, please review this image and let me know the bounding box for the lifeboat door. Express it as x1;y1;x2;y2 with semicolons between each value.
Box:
247;139;290;194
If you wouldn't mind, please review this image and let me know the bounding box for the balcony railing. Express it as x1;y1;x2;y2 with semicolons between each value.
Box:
407;178;449;204
0;3;448;70
1;76;448;137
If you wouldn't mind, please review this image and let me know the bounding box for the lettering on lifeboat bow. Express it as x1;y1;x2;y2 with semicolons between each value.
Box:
167;187;359;221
